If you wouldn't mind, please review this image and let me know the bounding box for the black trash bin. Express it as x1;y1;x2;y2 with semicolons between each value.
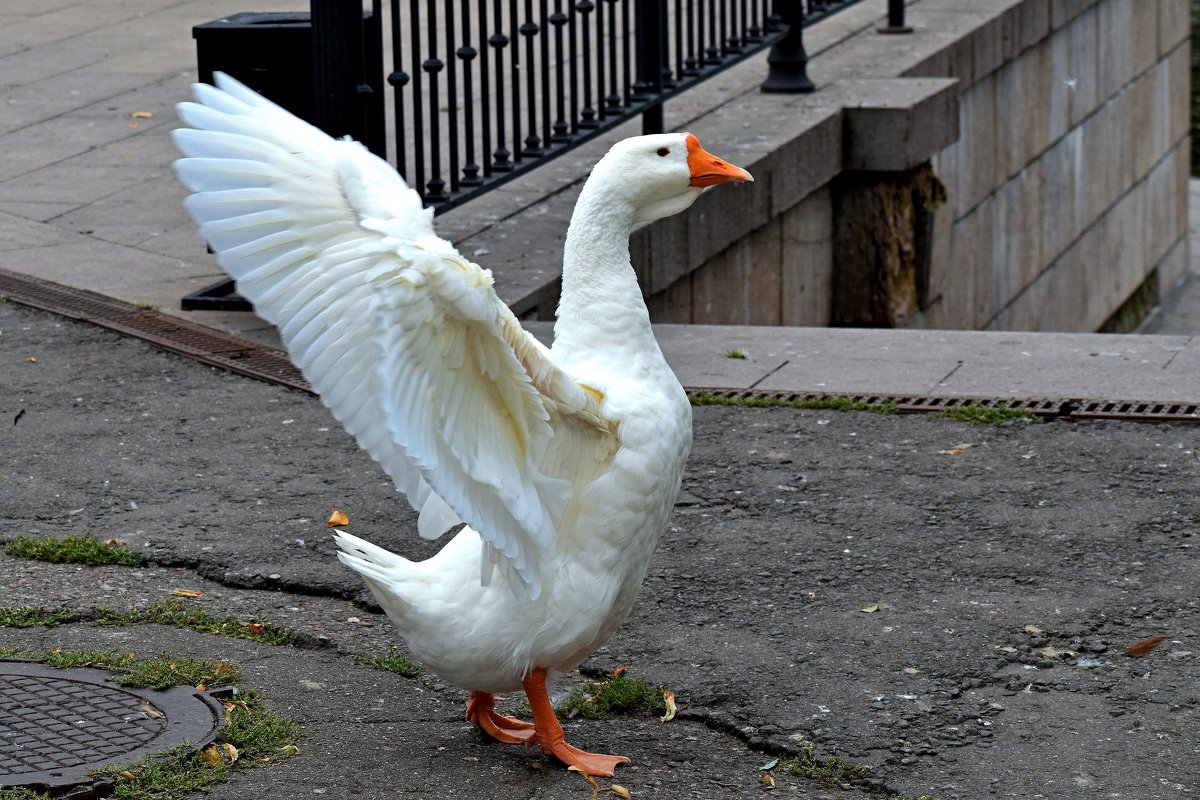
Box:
184;11;386;311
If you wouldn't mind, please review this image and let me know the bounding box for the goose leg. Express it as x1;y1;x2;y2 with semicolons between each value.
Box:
522;667;630;777
466;690;536;745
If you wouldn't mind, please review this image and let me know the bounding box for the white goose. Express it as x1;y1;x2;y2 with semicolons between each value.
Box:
173;73;752;776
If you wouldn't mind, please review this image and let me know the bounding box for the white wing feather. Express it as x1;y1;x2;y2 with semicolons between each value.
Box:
173;73;612;599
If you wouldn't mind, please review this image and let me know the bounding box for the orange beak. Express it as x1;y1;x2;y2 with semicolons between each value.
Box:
686;133;753;187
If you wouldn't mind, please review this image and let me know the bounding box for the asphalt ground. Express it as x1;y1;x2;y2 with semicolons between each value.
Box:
2;299;1198;800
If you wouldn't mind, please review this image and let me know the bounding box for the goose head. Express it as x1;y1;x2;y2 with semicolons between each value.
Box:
588;132;753;225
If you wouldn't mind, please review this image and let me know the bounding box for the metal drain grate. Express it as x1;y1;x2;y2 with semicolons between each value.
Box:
0;660;224;795
2;268;1197;423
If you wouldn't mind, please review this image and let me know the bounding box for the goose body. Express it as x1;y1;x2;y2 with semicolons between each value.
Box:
173;73;751;774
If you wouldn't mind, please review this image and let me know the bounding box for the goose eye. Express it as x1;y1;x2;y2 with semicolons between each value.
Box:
656;147;670;157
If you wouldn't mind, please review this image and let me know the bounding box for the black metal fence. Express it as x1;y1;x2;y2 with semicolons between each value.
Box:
382;0;870;211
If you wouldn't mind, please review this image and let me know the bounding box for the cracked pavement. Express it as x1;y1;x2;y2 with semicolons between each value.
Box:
2;300;1198;799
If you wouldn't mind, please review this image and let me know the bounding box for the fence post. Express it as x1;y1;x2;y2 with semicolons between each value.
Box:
311;0;363;138
634;0;665;134
879;0;913;34
760;0;815;94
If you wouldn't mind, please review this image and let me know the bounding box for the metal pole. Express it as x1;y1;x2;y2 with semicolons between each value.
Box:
635;0;665;133
760;0;814;94
311;0;362;138
879;0;913;34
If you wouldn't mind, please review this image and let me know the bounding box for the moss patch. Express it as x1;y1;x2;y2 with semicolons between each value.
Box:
939;402;1042;426
5;533;147;567
0;606;78;628
353;645;422;677
556;674;667;720
781;746;867;788
95;599;298;646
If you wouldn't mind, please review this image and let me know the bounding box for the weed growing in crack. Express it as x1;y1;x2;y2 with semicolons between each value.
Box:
556;674;667;720
781;746;867;787
939;402;1042;425
4;533;147;567
690;391;898;414
96;599;298;646
0;606;78;628
353;645;422;677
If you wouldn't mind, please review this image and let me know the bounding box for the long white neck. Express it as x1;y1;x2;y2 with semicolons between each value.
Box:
552;177;657;361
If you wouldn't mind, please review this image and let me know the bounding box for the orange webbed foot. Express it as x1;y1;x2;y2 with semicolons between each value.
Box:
521;667;629;776
466;690;536;745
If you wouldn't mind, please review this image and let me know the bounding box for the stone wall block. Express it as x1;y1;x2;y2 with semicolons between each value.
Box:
747;217;783;326
780;188;833;326
1047;25;1071;142
956;197;996;327
1079;102;1120;224
1154;237;1188;297
646;274;693;323
1143;143;1186;270
1038;128;1081;264
954;76;998;217
1159;0;1189;55
1015;0;1052;52
1051;0;1097;30
1000;168;1045;302
1167;43;1190;144
689;248;743;326
995;43;1051;180
1066;8;1100;125
840;78;960;172
757;110;842;219
1131;0;1160;75
1097;0;1134;99
1125;67;1159;186
1096;185;1147;324
643;214;689;295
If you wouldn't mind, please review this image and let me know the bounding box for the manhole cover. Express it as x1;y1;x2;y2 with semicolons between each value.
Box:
0;660;224;795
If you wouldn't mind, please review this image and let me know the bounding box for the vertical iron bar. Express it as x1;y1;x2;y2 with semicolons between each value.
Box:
760;0;814;93
605;0;619;112
540;0;553;148
510;0;522;161
578;0;596;127
621;0;631;106
459;0;480;185
490;0;512;170
479;0;493;177
424;0;446;201
674;0;683;82
387;0;409;182
409;0;426;201
634;0;663;133
594;0;605;120
520;0;541;156
445;0;459;194
311;0;360;139
684;0;697;74
568;0;579;131
552;0;571;141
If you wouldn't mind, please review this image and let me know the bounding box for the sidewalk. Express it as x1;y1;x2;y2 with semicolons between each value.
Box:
2;0;1199;407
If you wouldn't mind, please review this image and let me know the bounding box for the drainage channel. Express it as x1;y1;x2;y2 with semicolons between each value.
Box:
3;269;1198;424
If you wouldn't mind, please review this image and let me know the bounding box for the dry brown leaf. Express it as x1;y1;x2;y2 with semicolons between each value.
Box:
327;509;349;527
199;745;224;766
245;622;266;634
762;773;776;789
214;662;232;676
608;785;632;799
26;356;37;364
860;603;883;613
1124;634;1167;657
130;111;153;119
608;662;628;677
279;743;300;756
660;688;677;723
1024;624;1043;635
220;743;239;763
172;588;204;598
222;699;251;715
938;443;972;455
116;770;136;782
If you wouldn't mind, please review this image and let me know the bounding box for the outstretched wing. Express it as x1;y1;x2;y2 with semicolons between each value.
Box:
173;73;612;599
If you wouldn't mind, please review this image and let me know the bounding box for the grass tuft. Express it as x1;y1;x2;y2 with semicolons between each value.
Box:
353;645;422;677
691;391;897;414
723;348;746;359
939;402;1042;426
5;533;147;566
0;606;78;628
781;746;868;788
96;599;298;646
556;674;667;720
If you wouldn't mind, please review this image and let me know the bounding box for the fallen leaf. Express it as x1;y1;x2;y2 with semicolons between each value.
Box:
130;111;153;119
568;765;601;799
214;662;232;676
116;770;136;782
172;588;204;597
938;443;972;455
26;356;37;364
608;662;628;677
220;743;239;763
759;757;779;771
1024;625;1043;635
902;667;920;675
1040;646;1073;660
327;509;349;527
198;745;224;766
1124;634;1167;657
860;603;882;613
997;645;1018;654
278;743;300;756
245;622;265;634
195;682;206;691
608;785;632;799
762;773;776;789
105;537;119;547
660;688;676;723
13;408;25;426
222;699;251;715
139;699;164;719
